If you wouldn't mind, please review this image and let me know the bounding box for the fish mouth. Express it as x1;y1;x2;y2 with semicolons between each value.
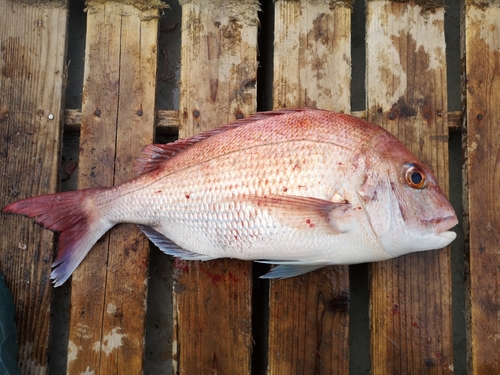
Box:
429;214;459;236
417;214;458;250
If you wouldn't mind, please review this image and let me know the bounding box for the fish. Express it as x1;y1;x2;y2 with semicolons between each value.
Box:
1;109;458;287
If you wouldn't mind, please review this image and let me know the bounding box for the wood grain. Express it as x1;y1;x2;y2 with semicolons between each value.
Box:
462;1;500;372
0;1;68;373
366;1;453;373
268;267;350;374
268;1;352;373
174;1;259;373
273;0;352;112
66;3;157;374
177;0;260;139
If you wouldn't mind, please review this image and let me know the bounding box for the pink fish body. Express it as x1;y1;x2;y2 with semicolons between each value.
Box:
2;109;458;286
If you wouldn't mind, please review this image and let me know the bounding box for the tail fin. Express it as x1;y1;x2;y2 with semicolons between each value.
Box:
2;188;114;287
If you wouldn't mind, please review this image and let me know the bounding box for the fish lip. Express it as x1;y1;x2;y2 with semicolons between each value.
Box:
426;214;459;235
438;230;457;241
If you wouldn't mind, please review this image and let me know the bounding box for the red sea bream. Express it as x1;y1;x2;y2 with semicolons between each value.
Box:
2;109;458;286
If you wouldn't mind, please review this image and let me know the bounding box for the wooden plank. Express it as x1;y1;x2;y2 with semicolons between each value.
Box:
366;1;453;373
462;1;500;372
268;268;350;374
66;2;158;374
0;0;68;373
64;108;463;131
173;1;259;373
273;0;352;112
268;1;352;373
64;109;179;132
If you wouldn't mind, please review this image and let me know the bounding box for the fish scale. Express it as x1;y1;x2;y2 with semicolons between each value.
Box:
112;141;356;255
1;109;458;286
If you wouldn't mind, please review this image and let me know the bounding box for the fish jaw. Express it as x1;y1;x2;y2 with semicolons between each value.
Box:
380;212;458;258
435;230;457;246
424;212;459;248
419;213;458;250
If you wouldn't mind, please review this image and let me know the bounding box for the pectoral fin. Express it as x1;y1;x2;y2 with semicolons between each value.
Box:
245;194;360;233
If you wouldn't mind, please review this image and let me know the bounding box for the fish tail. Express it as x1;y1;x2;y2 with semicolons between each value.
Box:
2;188;114;287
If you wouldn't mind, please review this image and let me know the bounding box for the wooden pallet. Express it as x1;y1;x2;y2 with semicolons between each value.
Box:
0;0;499;373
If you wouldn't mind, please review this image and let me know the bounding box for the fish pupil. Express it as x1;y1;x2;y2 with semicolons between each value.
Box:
411;171;423;185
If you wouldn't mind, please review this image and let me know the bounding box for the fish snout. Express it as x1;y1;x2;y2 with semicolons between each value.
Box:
430;213;459;235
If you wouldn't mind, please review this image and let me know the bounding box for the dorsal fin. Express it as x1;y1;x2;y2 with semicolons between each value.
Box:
134;108;311;176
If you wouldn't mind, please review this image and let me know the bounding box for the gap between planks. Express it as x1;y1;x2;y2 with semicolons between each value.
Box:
64;109;462;132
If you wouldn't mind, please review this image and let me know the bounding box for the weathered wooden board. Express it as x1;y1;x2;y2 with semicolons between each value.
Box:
63;108;463;132
177;0;259;139
173;1;259;373
272;0;352;112
268;1;352;373
66;2;158;373
366;1;453;373
462;1;500;372
268;267;350;374
0;0;68;373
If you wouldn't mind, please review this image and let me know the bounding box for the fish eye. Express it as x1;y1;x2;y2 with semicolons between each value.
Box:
405;164;427;189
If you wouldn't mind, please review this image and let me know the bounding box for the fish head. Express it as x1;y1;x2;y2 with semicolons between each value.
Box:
359;134;458;258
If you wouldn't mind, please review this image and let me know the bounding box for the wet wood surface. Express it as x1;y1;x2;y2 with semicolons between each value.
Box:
462;0;500;373
0;0;68;373
267;1;352;373
173;1;259;373
366;1;453;373
66;2;158;374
